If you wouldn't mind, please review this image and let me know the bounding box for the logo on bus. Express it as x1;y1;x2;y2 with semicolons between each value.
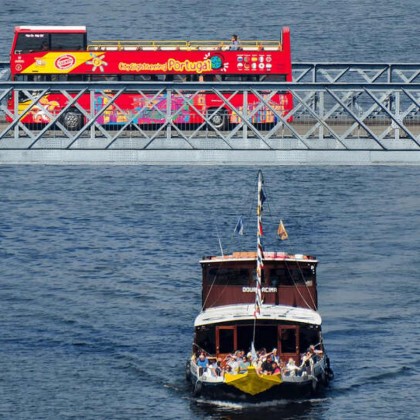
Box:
55;54;76;70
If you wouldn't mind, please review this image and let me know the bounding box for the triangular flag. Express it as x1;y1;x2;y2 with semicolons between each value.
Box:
277;219;288;240
234;216;244;235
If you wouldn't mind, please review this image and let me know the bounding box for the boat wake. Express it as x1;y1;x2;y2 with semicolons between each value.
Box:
194;396;330;410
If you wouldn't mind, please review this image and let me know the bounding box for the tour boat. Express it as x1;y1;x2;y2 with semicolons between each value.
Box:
186;171;333;401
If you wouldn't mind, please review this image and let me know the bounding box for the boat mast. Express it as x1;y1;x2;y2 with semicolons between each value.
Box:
253;170;265;343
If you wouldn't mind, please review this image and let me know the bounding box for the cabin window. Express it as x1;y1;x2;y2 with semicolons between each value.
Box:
207;268;250;285
252;268;266;285
269;264;315;286
299;326;320;352
194;326;215;354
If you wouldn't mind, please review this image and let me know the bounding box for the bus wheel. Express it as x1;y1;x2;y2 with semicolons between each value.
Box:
60;109;83;131
208;109;226;131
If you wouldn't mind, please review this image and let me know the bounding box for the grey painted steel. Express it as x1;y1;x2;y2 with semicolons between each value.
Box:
0;65;419;164
293;63;420;84
1;149;419;165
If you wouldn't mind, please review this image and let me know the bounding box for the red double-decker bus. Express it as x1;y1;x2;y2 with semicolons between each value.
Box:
9;25;292;130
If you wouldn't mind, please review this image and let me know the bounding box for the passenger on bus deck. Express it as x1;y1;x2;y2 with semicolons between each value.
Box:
41;41;49;51
229;34;240;50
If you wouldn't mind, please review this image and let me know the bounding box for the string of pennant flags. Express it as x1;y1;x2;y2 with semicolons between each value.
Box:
255;173;265;317
232;172;288;318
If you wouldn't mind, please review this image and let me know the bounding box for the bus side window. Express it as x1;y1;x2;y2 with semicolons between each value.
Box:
67;75;85;81
262;74;287;82
224;75;242;81
50;33;86;50
50;74;68;81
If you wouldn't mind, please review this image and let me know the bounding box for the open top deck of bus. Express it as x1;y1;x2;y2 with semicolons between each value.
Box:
87;39;283;52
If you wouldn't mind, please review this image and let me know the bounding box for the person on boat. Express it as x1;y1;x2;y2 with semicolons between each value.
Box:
209;358;222;377
226;354;240;374
285;358;300;376
261;355;275;375
300;344;323;370
308;344;323;361
239;355;251;374
197;352;209;375
266;348;280;364
272;362;281;375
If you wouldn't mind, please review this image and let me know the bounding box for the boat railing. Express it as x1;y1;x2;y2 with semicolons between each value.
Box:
191;351;326;383
190;357;224;383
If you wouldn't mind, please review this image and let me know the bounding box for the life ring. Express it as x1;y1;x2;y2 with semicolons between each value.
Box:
325;366;335;381
193;380;203;397
185;360;191;381
311;377;318;394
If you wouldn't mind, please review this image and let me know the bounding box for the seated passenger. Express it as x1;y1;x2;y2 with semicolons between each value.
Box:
209;358;222;377
227;354;240;374
239;356;250;373
261;355;274;375
266;348;279;364
285;358;300;376
272;362;281;375
308;344;323;361
196;352;209;375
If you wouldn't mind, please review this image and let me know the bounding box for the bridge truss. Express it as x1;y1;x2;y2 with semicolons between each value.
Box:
0;63;419;163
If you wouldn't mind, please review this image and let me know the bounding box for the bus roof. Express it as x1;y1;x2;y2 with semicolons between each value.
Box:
15;26;87;33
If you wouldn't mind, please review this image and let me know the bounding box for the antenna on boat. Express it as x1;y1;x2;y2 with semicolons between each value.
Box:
216;224;224;257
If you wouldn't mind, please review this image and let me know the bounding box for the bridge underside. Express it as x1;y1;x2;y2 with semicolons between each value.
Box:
1;149;419;165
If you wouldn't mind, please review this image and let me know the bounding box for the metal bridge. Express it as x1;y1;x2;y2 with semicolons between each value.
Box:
0;62;419;164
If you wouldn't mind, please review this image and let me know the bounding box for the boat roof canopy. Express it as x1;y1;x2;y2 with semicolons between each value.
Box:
194;304;322;327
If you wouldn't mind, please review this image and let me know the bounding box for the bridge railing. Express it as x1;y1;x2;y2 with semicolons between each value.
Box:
293;63;420;84
0;81;419;151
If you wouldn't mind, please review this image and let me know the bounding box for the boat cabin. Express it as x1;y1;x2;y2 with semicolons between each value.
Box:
195;251;322;364
201;251;318;310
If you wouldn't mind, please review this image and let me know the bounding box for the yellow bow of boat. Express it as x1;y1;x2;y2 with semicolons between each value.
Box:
224;366;282;395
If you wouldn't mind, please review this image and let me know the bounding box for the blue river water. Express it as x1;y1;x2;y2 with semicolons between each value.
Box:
1;166;419;419
1;1;420;419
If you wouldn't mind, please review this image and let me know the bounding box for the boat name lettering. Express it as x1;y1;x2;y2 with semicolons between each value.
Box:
242;287;277;293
